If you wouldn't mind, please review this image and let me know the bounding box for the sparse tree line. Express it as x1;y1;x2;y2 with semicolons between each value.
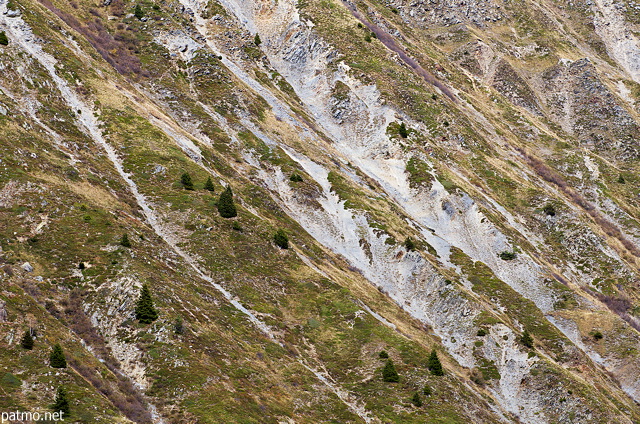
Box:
378;348;444;408
117;172;291;250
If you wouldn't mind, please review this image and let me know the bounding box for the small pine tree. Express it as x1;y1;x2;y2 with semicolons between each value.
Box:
181;172;194;190
120;233;131;248
49;344;67;368
204;176;215;192
521;330;534;348
274;229;289;249
21;329;34;350
134;4;144;19
411;392;423;407
0;31;8;46
423;384;432;396
382;359;399;382
404;237;416;251
617;175;626;184
217;186;237;218
398;122;408;138
427;349;444;376
378;350;389;359
51;387;70;416
135;284;158;324
254;33;262;45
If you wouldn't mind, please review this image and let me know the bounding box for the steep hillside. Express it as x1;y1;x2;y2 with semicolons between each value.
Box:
0;0;639;422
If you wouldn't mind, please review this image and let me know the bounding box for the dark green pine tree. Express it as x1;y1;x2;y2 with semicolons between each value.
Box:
181;172;194;190
382;359;400;382
398;122;408;138
49;344;67;368
204;176;215;192
411;391;423;407
254;33;262;45
21;329;34;350
120;233;131;248
51;387;70;416
521;330;534;348
273;229;289;249
135;284;158;324
427;348;444;376
217;185;237;218
133;4;144;19
0;31;8;46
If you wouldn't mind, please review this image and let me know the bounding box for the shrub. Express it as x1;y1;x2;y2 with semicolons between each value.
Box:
181;172;194;190
378;350;389;359
470;367;485;386
21;329;34;350
204;176;215;192
427;349;444;376
520;330;533;348
592;331;603;340
254;33;261;45
51;387;70;415
364;33;372;43
499;251;516;261
423;384;432;396
133;4;144;19
232;221;243;232
543;204;556;216
217;186;237;218
135;284;158;324
476;328;487;337
398;122;408;138
49;344;67;368
0;31;8;46
120;234;131;248
382;359;399;382
617;175;626;184
173;316;185;335
289;173;303;182
404;237;416;251
411;392;422;407
274;229;289;249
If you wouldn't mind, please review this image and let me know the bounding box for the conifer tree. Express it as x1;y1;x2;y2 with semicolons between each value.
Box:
204;176;215;192
254;33;262;45
135;284;158;324
423;384;432;396
181;172;194;190
217;185;237;218
382;359;399;382
134;4;144;19
427;348;444;376
120;233;131;248
411;392;423;407
0;31;8;46
274;229;289;249
521;330;533;348
51;387;70;416
21;329;34;350
398;122;408;138
49;344;67;368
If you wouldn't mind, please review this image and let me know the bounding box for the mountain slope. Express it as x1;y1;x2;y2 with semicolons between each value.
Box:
1;0;639;422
